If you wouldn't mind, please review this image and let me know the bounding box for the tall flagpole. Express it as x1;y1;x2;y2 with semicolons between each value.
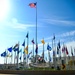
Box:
36;2;38;63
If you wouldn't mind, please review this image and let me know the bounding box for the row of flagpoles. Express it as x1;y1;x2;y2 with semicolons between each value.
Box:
1;33;75;64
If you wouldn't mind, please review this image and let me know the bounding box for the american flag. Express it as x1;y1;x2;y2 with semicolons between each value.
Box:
29;3;36;8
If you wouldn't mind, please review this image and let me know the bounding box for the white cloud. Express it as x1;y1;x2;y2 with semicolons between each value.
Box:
60;30;75;37
43;18;75;26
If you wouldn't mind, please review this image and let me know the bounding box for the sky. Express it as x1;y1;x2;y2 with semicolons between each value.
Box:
0;0;75;64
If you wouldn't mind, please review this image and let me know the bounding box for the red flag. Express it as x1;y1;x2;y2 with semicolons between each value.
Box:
29;3;36;8
65;47;68;55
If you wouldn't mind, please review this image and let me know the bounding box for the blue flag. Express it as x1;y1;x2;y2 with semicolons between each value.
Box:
19;56;21;60
22;40;25;46
1;51;7;57
26;32;28;38
8;47;12;52
47;44;52;51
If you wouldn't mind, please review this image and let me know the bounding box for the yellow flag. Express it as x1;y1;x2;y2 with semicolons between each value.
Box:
7;54;12;57
24;46;28;54
41;39;45;44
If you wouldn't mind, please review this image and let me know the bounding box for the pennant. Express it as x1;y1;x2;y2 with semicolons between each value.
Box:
31;39;35;44
1;51;7;57
13;43;19;49
29;3;36;8
26;32;28;38
35;44;38;54
41;39;45;44
47;44;52;51
22;40;25;46
53;35;55;40
24;46;28;54
8;47;12;52
65;47;68;55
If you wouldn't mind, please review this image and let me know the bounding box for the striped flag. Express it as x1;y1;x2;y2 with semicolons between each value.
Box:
29;3;36;8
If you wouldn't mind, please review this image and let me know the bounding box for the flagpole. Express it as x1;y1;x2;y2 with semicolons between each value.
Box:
52;34;57;70
35;2;38;63
14;51;16;65
23;39;26;68
11;46;13;64
43;38;44;64
27;31;29;66
48;43;50;67
17;41;19;68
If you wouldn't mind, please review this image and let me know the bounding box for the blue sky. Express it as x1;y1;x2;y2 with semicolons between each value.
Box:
0;0;75;63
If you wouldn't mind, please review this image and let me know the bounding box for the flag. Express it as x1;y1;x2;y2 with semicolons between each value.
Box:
62;46;65;52
1;51;7;57
22;40;25;46
65;47;68;55
8;47;12;52
19;56;21;60
57;46;59;54
31;39;35;44
26;32;28;38
24;46;28;54
41;39;45;44
57;41;61;54
29;3;36;8
71;47;73;56
35;44;38;54
27;51;32;58
57;41;61;49
53;35;55;40
13;43;19;49
14;47;19;52
47;44;52;51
